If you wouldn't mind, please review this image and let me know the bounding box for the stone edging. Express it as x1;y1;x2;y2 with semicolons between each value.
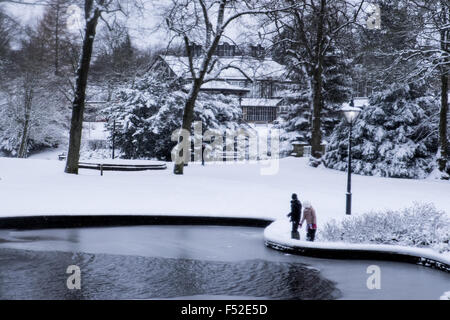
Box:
264;239;450;273
0;215;273;230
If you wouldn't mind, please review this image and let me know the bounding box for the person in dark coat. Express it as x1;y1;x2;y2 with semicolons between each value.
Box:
287;193;302;233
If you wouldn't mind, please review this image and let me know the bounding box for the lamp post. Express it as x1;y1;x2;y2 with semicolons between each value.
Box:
112;118;116;160
341;105;362;215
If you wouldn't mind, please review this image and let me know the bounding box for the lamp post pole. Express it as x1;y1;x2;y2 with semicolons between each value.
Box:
112;119;116;160
342;104;361;216
346;121;353;215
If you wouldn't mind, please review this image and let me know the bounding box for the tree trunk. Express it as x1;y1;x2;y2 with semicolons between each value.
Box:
54;1;60;75
17;81;33;158
64;2;100;174
18;109;31;158
173;80;202;174
173;31;223;174
437;2;449;174
310;66;324;159
310;0;326;160
438;72;448;172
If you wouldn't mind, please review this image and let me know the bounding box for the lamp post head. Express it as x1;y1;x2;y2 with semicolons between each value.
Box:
341;104;362;125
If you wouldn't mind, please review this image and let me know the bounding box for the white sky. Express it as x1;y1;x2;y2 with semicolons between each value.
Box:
1;2;45;26
1;0;265;51
2;0;375;51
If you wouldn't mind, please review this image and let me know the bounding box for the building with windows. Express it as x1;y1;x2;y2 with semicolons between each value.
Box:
151;42;294;123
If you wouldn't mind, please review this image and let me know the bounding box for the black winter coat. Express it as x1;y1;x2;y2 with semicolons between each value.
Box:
288;199;302;222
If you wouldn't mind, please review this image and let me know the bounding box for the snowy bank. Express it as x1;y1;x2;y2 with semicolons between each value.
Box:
264;220;450;273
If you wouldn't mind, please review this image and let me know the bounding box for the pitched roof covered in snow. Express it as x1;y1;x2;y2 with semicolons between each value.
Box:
200;80;251;93
158;55;289;81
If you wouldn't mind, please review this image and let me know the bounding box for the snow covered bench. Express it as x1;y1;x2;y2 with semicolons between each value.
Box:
78;161;167;175
193;151;242;162
218;151;240;161
58;152;67;161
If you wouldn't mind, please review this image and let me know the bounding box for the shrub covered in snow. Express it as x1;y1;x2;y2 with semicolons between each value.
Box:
104;74;242;160
276;91;311;157
324;82;439;178
321;203;450;254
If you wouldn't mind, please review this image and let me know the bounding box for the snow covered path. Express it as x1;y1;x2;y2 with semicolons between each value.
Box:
0;157;449;224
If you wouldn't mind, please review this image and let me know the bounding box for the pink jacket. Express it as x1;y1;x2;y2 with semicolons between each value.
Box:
301;207;317;225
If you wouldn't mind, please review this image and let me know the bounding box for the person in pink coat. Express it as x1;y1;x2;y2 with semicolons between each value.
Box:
300;201;317;241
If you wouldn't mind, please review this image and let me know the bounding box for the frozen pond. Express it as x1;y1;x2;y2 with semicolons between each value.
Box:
0;226;448;299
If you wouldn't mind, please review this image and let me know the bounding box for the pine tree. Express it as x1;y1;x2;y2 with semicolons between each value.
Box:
35;0;77;75
276;47;353;157
324;82;439;179
385;0;450;177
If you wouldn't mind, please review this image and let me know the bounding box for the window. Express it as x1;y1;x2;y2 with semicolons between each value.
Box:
216;43;235;56
243;107;277;122
188;44;203;57
251;45;265;58
259;81;273;98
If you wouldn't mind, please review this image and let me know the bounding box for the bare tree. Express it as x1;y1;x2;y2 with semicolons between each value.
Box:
0;29;66;158
163;0;295;175
267;0;366;161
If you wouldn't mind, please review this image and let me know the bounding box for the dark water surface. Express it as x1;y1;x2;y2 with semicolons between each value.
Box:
0;226;448;300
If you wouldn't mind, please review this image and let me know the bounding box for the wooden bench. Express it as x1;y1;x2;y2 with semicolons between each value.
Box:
221;151;240;161
58;153;67;161
78;162;167;175
206;151;242;162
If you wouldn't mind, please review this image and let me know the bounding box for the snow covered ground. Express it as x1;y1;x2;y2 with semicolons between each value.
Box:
0;156;449;224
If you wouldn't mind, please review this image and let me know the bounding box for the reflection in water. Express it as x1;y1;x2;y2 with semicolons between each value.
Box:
0;248;339;300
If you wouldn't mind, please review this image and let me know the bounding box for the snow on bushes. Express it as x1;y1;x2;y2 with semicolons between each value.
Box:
321;203;450;254
276;90;311;157
104;74;242;161
0;77;67;157
324;82;439;178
